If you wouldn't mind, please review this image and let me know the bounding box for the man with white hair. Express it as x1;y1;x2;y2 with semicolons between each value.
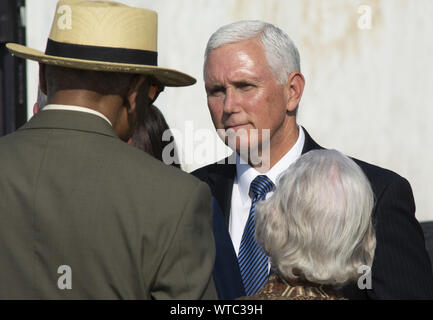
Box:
193;20;433;299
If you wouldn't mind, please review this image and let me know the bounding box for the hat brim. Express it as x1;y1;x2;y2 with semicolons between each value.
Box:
7;43;196;87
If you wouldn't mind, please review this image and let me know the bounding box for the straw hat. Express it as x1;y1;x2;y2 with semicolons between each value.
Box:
6;0;196;87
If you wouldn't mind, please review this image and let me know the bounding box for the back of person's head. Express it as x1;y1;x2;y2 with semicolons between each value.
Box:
204;20;300;84
44;64;135;103
131;104;180;168
255;149;376;287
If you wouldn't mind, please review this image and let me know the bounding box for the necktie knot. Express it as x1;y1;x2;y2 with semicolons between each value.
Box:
249;175;274;200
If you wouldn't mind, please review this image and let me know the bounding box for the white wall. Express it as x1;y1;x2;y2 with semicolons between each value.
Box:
25;0;433;221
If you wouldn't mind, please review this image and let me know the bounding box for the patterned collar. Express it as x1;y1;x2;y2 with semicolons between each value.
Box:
240;274;346;300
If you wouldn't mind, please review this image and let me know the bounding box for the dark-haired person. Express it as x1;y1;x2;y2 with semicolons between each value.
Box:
1;0;216;299
129;104;244;300
129;104;180;168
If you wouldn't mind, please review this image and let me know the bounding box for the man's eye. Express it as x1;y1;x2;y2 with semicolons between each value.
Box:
209;87;225;96
238;83;254;91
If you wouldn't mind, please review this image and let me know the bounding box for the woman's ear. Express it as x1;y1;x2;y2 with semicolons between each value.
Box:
284;72;305;113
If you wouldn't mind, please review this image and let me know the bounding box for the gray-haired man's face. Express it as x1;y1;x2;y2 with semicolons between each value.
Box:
204;38;293;162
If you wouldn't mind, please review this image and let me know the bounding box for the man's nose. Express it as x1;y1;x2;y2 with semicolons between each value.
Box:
223;88;238;113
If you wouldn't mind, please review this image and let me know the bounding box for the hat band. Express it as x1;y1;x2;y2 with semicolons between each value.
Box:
45;39;158;66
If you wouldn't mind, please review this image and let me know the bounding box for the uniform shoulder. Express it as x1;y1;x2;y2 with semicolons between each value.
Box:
114;142;200;190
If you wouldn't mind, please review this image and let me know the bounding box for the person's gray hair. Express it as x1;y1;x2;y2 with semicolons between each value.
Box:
255;149;376;287
204;20;300;84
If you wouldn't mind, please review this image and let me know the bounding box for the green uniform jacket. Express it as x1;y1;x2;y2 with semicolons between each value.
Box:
0;110;217;300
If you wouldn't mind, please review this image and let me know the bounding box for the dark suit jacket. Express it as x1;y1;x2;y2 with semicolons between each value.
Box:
0;110;217;299
193;128;433;299
212;198;245;299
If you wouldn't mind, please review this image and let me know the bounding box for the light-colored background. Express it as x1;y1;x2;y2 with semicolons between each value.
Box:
25;0;433;221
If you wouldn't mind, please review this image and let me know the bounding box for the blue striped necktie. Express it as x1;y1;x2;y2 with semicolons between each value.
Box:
238;175;275;295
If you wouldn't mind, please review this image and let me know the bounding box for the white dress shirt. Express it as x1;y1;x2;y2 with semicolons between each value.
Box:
42;104;112;126
229;126;305;256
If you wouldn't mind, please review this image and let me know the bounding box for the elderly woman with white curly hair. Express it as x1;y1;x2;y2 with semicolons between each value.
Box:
241;149;376;300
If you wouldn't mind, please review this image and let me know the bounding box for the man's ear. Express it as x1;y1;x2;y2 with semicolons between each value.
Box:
33;103;39;115
126;74;146;114
38;63;48;95
284;72;305;113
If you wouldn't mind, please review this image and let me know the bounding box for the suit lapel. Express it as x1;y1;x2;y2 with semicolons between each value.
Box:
301;127;323;154
213;163;236;227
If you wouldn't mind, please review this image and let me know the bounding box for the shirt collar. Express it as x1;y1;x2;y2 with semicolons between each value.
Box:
236;125;305;204
42;104;112;126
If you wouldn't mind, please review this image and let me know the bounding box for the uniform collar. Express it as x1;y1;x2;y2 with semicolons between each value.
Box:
42;104;112;126
20;108;118;139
